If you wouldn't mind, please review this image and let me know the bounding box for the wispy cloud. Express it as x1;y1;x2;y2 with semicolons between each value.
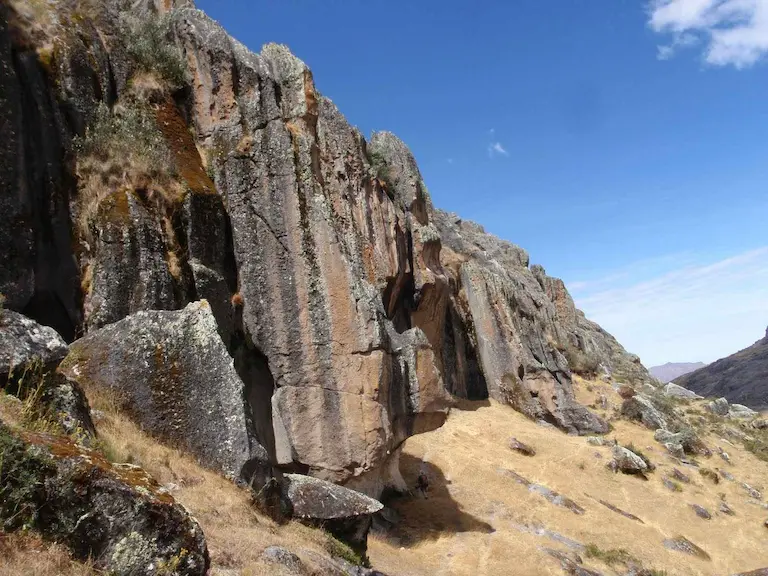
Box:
571;247;768;366
488;142;509;157
648;0;768;68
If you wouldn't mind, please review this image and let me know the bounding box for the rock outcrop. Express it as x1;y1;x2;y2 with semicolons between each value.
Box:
0;0;651;496
0;420;209;575
59;301;267;480
281;473;384;557
676;329;768;410
0;309;68;386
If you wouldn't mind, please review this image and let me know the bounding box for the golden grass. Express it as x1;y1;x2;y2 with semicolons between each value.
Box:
369;380;768;576
0;532;100;576
80;386;338;576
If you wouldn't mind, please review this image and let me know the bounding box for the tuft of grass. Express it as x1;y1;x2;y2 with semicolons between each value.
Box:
584;543;637;566
699;468;720;484
73;101;179;247
560;343;600;378
325;534;365;567
367;150;395;193
0;531;100;576
742;430;768;463
121;14;187;89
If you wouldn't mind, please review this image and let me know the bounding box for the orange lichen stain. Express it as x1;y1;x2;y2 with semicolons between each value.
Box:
154;99;217;197
20;429;175;505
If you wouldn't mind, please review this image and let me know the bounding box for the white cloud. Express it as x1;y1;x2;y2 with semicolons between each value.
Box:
488;142;508;157
571;247;768;366
648;0;768;68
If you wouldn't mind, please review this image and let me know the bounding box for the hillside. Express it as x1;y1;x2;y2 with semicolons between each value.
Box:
650;363;707;384
370;379;768;575
676;328;768;410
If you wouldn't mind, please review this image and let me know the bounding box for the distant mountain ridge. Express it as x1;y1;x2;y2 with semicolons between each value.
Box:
675;327;768;410
649;362;707;383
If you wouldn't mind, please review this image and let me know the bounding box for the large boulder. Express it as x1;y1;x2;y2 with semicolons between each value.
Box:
0;420;209;575
59;301;267;479
708;397;730;416
621;395;668;430
282;473;384;558
609;445;649;475
0;310;68;387
663;383;702;400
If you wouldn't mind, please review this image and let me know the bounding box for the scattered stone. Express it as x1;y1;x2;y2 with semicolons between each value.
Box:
663;478;681;492
732;568;768;576
594;498;644;523
544;548;603;576
0;310;68;387
499;469;585;514
509;521;584;551
729;404;758;419
509;437;536;456
690;504;712;519
662;536;711;560
594;451;603;459
664;442;685;459
708;397;730;416
699;468;720;484
671;468;691;484
752;419;768;430
609;445;649;475
621;395;667;430
0;421;209;575
718;446;732;464
617;384;636;399
596;394;609;410
663;383;702;399
587;436;610;446
719;502;735;516
281;473;383;557
719;469;735;482
743;483;763;500
261;546;304;573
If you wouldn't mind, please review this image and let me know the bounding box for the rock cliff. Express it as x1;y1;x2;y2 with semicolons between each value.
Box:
0;0;650;497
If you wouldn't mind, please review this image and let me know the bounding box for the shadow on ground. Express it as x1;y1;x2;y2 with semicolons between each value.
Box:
452;398;492;412
377;453;494;547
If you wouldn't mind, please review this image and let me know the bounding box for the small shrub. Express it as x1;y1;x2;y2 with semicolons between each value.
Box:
73;101;177;244
584;543;636;566
561;344;600;377
325;534;364;567
743;434;768;463
699;468;720;484
122;14;187;89
367;150;395;192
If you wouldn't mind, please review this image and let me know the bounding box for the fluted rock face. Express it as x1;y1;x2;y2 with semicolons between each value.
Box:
173;11;451;491
0;0;651;495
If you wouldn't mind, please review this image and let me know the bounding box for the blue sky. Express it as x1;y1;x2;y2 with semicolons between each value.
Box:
197;0;768;366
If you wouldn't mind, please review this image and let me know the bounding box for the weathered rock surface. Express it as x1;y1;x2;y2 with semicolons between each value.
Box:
282;473;383;557
662;382;702;399
0;0;654;497
662;536;710;560
60;301;265;478
509;437;536;456
609;445;649;475
0;420;209;575
708;397;730;416
690;504;712;519
621;395;668;430
676;329;768;410
0;310;68;386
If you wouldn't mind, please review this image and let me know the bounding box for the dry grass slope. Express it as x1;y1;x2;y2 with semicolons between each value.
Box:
369;380;768;576
0;385;360;576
